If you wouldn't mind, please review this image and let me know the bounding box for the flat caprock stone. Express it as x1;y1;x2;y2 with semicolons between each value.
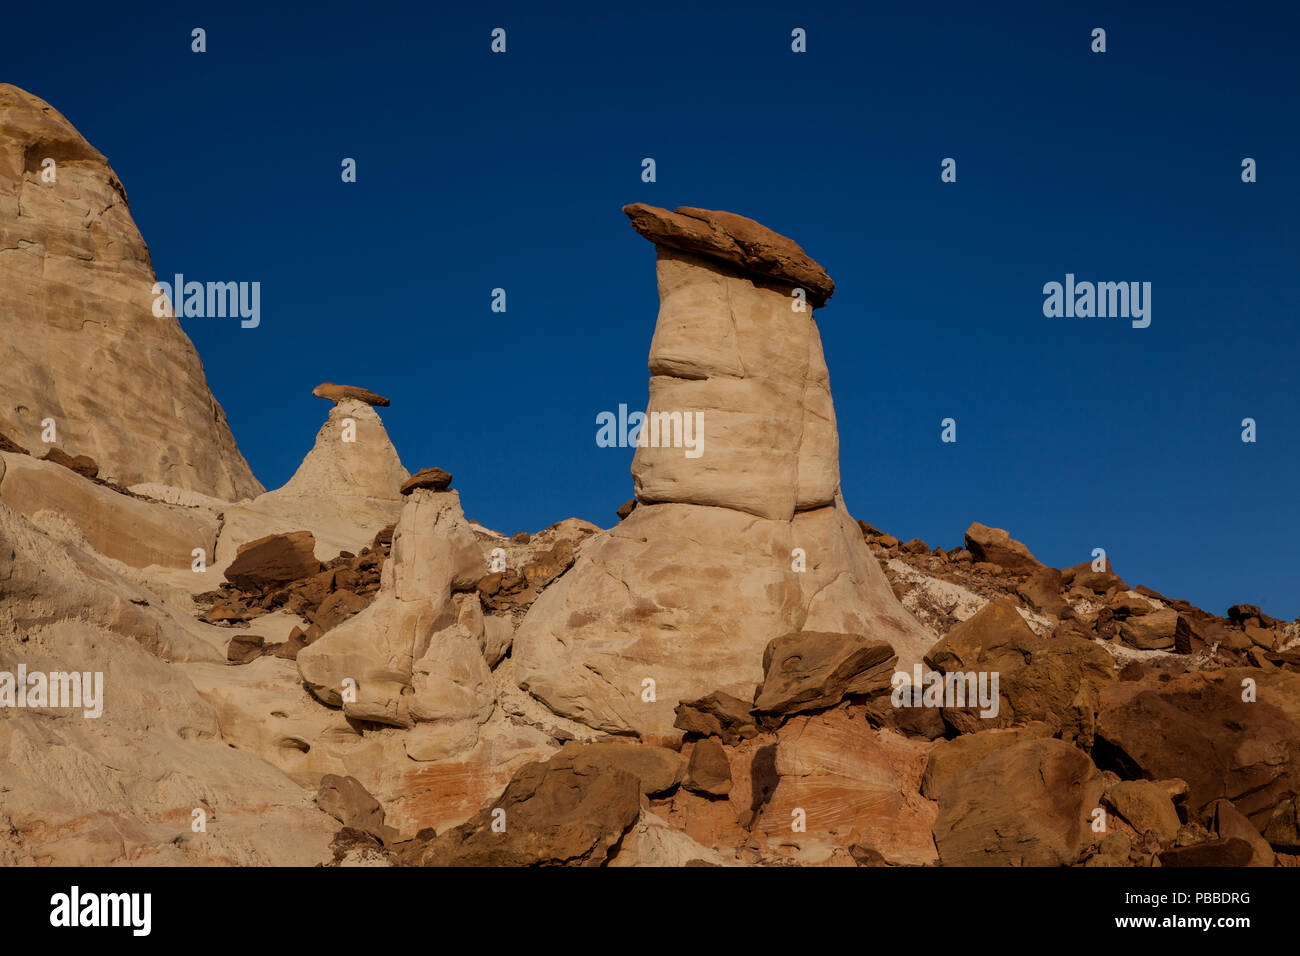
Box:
623;203;835;307
312;383;391;407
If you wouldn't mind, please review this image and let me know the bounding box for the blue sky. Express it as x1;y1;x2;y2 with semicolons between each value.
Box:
8;1;1298;617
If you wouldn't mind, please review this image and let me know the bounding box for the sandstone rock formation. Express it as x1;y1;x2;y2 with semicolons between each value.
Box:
213;396;409;568
0;84;261;500
3;125;1299;874
513;205;934;740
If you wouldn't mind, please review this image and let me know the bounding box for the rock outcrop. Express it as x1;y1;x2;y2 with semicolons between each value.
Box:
0;84;261;500
3;127;1298;874
513;205;934;740
213;395;409;568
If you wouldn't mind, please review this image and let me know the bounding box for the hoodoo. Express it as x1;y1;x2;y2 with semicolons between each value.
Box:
511;203;934;739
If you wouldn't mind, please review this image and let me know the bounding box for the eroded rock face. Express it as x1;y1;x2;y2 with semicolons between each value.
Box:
0;452;218;570
297;488;488;735
0;500;335;865
0;84;261;500
632;247;838;518
753;708;939;866
513;209;933;740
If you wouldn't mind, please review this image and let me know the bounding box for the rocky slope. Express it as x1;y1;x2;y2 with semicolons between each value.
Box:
1;87;1298;867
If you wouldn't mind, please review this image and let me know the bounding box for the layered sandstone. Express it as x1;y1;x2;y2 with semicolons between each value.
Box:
513;205;934;740
0;84;261;500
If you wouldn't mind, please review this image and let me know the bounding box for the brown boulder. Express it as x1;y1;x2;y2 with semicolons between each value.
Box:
931;737;1105;866
674;691;760;745
1018;567;1067;616
225;634;266;664
1104;780;1181;843
1119;608;1177;650
1211;799;1274;866
1065;559;1127;594
925;596;1115;744
225;531;322;592
1229;603;1282;628
312;382;390;407
753;632;896;718
270;626;309;660
402;748;641;866
684;738;732;797
556;741;686;796
921;723;1054;801
623;203;835;307
963;522;1041;572
40;447;99;479
1094;671;1300;827
400;467;453;495
316;774;391;841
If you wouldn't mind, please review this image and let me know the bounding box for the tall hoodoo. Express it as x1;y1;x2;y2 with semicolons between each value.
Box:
0;84;261;500
511;203;934;740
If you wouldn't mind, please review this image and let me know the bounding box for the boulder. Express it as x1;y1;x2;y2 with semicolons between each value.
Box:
312;382;391;407
1119;608;1177;650
924;596;1115;744
609;810;729;867
752;631;896;718
316;774;391;840
931;737;1105;866
622;203;834;306
556;741;687;796
1065;559;1127;594
754;709;938;866
921;722;1054;800
674;691;761;745
1017;566;1067;616
225;531;322;592
40;447;98;479
1094;671;1300;827
1158;840;1254;867
1210;799;1274;866
226;634;266;664
401;467;452;494
400;747;642;866
963;523;1041;572
684;738;732;796
1104;780;1181;843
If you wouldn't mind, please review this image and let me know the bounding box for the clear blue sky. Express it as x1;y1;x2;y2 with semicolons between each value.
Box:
8;1;1298;618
